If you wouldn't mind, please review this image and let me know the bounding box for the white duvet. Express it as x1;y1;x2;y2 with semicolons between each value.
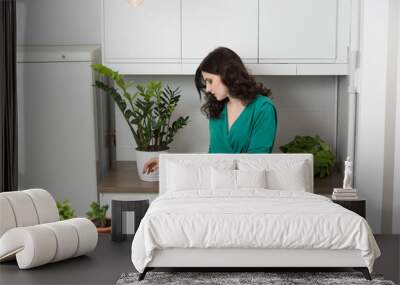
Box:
131;190;380;273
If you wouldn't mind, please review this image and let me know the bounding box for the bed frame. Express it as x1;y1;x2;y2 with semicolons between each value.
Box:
138;154;371;281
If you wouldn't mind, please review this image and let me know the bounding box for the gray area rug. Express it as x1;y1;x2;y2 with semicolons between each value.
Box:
116;271;396;285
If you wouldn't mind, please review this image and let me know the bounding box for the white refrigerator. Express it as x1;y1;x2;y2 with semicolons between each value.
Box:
17;45;109;216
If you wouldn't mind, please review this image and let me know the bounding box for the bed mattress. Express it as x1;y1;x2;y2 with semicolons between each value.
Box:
131;189;380;273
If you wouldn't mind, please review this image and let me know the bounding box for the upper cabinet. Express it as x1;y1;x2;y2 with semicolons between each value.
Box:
181;0;258;64
102;0;181;73
259;0;350;64
101;0;353;75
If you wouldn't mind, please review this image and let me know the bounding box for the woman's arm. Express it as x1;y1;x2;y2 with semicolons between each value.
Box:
247;102;277;153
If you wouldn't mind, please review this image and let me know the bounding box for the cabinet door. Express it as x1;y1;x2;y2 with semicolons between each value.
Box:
19;61;97;217
182;0;258;64
259;0;350;63
103;0;180;63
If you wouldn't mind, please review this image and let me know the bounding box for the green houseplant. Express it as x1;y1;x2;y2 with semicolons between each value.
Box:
56;200;75;220
86;202;111;233
92;64;190;181
280;135;336;178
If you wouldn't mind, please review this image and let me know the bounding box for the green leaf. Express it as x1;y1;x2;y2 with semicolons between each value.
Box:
56;200;75;220
280;135;335;177
86;201;109;226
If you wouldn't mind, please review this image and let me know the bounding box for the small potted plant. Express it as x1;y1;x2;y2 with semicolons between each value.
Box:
86;202;111;233
56;200;75;220
91;64;190;181
280;135;336;178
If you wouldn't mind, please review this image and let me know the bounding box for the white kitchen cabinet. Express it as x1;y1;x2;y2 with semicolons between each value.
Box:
17;46;100;217
259;0;351;64
102;0;181;73
181;0;258;64
101;0;352;75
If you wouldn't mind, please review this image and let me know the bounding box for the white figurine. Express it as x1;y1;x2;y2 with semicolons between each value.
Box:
343;156;353;189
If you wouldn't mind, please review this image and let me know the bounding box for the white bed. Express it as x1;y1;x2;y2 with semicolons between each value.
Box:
131;154;380;281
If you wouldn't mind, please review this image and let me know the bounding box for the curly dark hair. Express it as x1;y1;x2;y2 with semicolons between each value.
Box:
195;47;272;119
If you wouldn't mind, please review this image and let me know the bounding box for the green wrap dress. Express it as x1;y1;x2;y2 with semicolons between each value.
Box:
208;95;277;153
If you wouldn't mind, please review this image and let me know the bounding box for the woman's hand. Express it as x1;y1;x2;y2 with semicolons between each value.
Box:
142;157;160;174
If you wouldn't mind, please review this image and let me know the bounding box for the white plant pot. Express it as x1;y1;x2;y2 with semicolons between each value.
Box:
135;148;169;182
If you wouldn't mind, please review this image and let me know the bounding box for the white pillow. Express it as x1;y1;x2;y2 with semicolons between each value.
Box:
211;168;236;190
167;162;210;191
166;159;235;192
211;168;267;190
236;169;267;188
266;163;307;191
238;158;309;191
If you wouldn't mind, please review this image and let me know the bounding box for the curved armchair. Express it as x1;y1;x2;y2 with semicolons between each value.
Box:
0;189;97;269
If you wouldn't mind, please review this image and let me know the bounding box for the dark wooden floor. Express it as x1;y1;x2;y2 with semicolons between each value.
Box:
0;234;134;285
0;234;399;285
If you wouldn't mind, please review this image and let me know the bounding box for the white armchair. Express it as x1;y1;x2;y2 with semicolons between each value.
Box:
0;189;98;269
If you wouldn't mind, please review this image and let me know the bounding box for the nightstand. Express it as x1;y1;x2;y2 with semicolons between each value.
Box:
111;199;149;242
322;194;366;218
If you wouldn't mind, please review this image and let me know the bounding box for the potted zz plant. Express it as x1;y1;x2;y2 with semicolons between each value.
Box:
86;202;111;233
92;64;190;181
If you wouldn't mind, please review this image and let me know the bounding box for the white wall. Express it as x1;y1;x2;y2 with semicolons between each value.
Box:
356;0;400;233
381;0;399;234
394;57;400;233
116;76;338;161
356;0;386;233
16;0;101;46
392;0;400;234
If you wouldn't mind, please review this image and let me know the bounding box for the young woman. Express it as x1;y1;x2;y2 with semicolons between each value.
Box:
143;47;277;174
